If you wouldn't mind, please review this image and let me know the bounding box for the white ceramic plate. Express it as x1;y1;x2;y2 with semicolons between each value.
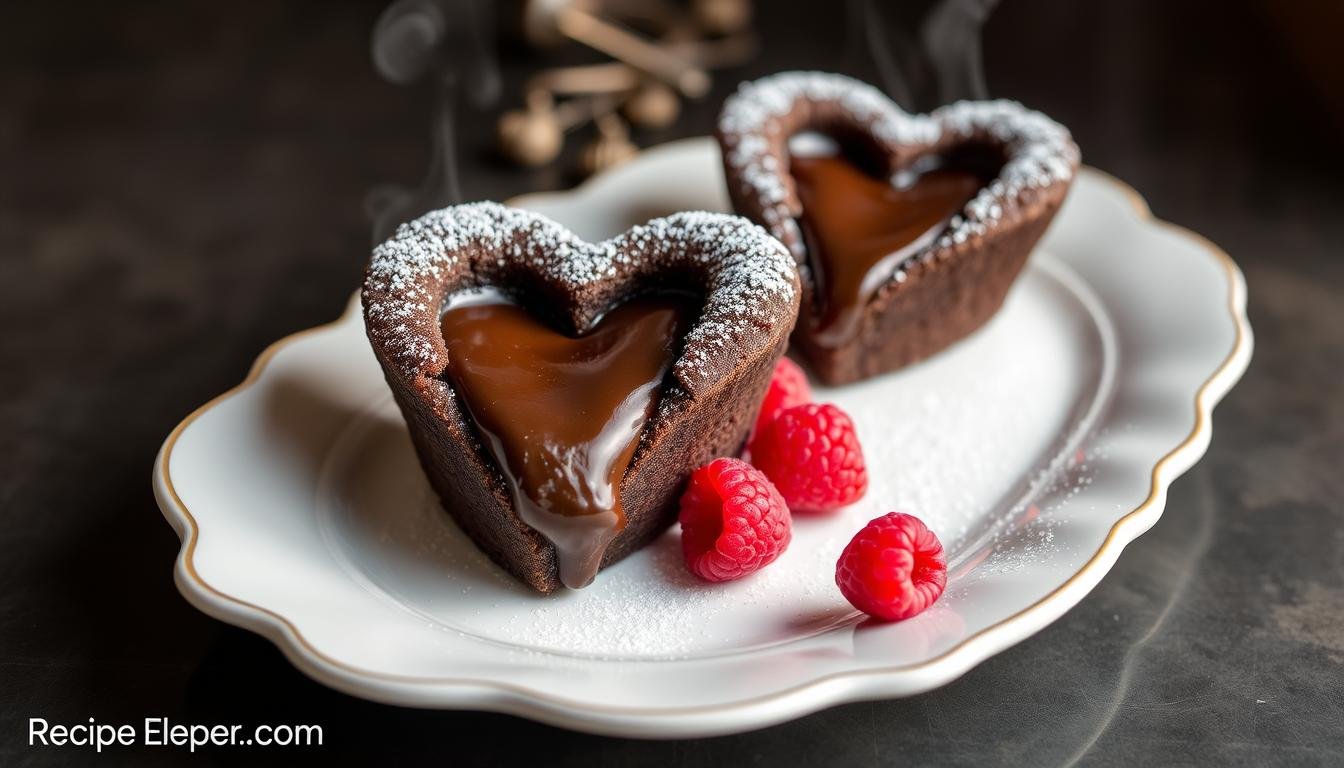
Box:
153;137;1251;737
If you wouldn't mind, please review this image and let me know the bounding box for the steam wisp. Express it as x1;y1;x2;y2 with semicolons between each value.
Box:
368;0;500;244
851;0;1001;111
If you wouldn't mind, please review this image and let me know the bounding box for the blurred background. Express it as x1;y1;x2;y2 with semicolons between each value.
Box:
2;0;1341;765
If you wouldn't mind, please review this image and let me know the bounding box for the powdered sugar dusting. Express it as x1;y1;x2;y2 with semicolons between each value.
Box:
362;202;798;394
600;211;798;387
931;99;1080;253
364;203;581;372
718;71;1079;279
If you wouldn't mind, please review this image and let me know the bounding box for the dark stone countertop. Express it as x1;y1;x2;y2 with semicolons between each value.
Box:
2;1;1341;765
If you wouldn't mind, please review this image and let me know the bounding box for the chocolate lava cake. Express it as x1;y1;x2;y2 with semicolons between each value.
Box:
717;71;1080;385
362;203;800;593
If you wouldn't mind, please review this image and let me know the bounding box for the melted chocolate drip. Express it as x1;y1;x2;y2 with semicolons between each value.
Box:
791;153;986;350
439;292;687;589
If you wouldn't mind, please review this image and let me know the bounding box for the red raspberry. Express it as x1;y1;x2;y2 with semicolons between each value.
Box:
836;513;947;621
750;403;867;512
679;458;792;582
753;357;812;438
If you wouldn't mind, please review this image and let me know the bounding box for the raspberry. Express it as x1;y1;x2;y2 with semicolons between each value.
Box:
749;403;868;512
836;513;947;621
753;357;812;438
678;458;792;582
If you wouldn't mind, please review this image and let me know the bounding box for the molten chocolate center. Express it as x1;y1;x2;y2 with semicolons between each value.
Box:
439;292;688;590
791;153;986;350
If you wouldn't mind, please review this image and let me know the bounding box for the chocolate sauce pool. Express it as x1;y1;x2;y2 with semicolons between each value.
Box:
439;292;687;589
791;153;986;349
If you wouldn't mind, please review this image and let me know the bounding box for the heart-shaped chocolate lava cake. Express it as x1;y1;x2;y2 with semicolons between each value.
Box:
362;203;800;593
717;71;1080;385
